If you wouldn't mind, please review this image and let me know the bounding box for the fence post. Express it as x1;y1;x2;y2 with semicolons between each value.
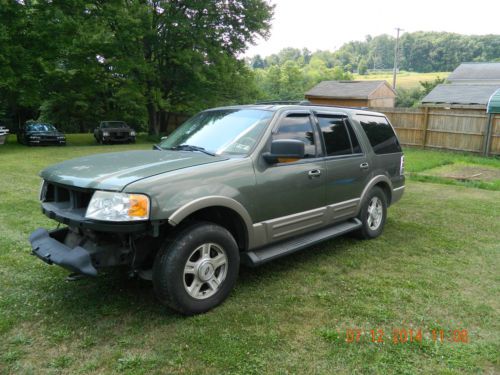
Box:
483;113;493;156
421;106;430;148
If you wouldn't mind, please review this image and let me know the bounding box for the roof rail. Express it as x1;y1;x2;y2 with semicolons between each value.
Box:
254;100;372;112
254;100;311;105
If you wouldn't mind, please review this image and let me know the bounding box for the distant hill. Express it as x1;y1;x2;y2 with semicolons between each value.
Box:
249;32;500;73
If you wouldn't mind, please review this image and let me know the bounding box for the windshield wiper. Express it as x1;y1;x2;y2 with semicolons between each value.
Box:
168;144;216;156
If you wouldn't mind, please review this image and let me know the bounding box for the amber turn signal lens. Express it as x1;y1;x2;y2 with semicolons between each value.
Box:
128;194;149;218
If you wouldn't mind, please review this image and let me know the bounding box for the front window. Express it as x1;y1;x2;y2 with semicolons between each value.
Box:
159;109;273;156
273;114;316;158
26;123;57;132
102;121;127;129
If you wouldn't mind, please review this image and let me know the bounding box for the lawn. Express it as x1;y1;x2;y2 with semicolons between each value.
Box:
0;138;499;374
352;71;450;90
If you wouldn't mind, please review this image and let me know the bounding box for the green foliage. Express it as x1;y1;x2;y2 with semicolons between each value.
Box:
254;56;353;101
0;1;274;134
396;76;447;107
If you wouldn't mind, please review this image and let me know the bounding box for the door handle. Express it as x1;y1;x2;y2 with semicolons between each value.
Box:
360;162;369;170
308;169;322;178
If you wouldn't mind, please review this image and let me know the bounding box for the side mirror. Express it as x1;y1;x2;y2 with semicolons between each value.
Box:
263;139;305;164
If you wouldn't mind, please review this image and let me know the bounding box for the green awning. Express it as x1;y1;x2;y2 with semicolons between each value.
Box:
487;88;500;114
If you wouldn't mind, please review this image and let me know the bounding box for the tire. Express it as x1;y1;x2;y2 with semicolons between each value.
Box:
355;186;387;239
153;222;240;315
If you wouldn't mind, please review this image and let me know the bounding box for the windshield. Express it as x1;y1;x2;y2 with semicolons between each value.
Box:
26;123;57;132
159;109;273;156
102;121;127;128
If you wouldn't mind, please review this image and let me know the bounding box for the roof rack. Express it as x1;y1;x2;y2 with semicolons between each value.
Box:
254;100;371;112
254;100;310;105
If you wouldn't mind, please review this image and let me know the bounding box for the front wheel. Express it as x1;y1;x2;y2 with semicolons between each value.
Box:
355;186;387;239
153;222;240;315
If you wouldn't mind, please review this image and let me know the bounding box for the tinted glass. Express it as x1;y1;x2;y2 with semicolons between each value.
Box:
102;122;127;128
274;114;316;158
359;116;402;154
26;123;57;132
317;116;352;156
160;109;273;156
346;121;362;153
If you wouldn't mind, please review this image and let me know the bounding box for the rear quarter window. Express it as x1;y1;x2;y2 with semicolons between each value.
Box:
358;115;402;154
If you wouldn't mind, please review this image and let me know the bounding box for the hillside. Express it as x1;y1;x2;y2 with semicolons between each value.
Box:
353;71;450;89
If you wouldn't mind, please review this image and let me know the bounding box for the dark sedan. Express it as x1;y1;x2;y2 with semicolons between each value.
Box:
17;123;66;146
94;121;136;144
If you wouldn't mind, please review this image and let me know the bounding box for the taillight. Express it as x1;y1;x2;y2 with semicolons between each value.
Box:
400;155;405;175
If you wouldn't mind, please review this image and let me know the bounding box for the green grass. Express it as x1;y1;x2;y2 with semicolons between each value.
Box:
0;142;499;374
404;148;500;191
352;71;450;90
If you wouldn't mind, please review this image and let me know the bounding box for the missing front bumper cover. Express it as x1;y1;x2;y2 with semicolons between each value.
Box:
29;228;98;276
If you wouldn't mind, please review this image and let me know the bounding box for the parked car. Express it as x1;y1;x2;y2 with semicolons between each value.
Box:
29;104;404;315
94;121;136;144
17;122;66;146
0;126;9;145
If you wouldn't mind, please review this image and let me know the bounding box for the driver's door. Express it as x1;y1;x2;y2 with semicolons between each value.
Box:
253;111;327;242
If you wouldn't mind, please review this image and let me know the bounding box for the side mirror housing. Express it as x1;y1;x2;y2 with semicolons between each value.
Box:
263;139;305;164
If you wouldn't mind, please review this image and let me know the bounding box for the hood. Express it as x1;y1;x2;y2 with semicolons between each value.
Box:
41;150;229;190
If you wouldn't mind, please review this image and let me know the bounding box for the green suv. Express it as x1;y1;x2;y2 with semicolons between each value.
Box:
29;104;404;315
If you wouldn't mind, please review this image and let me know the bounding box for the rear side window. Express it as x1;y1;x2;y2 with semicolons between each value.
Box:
358;115;402;154
317;115;361;156
274;114;316;158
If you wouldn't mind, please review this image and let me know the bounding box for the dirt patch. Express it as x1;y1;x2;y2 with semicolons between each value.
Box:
423;164;500;182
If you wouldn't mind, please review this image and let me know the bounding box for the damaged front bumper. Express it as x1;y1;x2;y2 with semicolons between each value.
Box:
29;228;98;276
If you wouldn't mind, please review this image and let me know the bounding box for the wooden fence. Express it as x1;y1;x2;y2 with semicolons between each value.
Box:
371;106;500;156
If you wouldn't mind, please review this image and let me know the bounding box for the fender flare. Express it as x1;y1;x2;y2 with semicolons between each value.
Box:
168;195;253;235
358;175;393;212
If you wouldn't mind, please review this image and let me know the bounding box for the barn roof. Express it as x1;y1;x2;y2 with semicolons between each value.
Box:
422;84;500;106
305;80;395;99
448;62;500;82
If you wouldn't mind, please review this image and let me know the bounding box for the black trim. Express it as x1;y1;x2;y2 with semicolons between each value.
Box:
41;202;148;233
30;228;98;276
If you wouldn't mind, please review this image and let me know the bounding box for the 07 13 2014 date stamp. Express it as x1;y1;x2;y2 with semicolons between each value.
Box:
344;327;469;344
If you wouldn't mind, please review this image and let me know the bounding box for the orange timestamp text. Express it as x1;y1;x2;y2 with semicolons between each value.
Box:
345;327;469;344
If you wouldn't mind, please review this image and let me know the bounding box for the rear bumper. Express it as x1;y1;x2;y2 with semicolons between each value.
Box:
391;185;405;205
29;228;97;276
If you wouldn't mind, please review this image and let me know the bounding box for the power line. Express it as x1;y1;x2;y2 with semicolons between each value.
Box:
392;27;403;90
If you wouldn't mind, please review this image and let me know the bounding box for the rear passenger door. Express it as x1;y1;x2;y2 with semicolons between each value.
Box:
356;114;403;185
315;113;370;222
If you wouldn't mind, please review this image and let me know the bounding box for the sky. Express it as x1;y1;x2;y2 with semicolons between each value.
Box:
245;0;500;57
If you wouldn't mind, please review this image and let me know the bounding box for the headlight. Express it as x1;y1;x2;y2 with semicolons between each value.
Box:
39;180;47;201
85;191;150;221
102;131;110;137
130;131;136;136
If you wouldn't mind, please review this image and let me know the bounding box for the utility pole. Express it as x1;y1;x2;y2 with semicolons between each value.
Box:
392;27;403;90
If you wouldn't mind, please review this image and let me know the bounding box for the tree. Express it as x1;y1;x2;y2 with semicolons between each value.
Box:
1;1;274;134
357;58;368;75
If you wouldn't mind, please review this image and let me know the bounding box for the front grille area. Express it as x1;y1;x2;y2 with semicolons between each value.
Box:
110;132;127;139
42;181;93;210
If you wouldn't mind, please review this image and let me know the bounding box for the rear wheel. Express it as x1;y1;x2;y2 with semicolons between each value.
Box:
153;222;239;315
356;186;387;239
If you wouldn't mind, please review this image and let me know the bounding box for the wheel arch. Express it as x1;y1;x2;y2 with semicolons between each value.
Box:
358;175;393;212
168;197;253;251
